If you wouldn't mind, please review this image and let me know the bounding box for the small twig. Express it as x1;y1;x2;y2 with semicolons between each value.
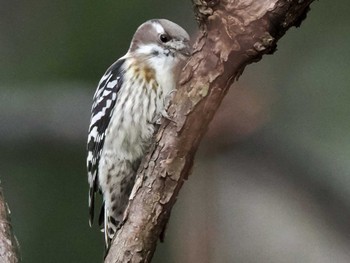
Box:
0;181;20;263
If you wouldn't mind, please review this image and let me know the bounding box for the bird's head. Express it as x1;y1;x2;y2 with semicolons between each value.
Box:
128;19;191;62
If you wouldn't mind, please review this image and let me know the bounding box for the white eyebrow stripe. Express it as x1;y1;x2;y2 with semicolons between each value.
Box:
153;22;164;34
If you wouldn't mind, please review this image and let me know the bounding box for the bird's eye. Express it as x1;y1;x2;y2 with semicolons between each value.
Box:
159;34;170;43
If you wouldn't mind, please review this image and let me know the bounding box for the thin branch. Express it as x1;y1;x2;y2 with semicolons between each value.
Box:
0;181;20;263
105;0;314;262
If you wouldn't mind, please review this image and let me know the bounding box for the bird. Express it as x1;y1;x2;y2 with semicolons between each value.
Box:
86;19;190;248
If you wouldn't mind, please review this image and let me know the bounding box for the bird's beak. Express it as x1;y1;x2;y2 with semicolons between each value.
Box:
180;43;192;57
169;40;192;58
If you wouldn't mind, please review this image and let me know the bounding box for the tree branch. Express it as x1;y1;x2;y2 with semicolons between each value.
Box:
0;181;20;263
105;0;314;262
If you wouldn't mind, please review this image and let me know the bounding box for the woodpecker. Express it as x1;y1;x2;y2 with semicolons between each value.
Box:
86;19;190;247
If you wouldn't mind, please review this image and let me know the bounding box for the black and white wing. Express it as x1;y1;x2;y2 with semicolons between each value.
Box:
87;58;125;226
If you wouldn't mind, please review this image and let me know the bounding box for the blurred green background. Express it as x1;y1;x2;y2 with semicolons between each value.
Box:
1;1;350;262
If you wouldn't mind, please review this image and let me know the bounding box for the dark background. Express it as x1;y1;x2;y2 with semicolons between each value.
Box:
1;1;350;262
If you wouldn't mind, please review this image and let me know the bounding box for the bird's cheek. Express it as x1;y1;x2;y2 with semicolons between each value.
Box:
163;49;171;56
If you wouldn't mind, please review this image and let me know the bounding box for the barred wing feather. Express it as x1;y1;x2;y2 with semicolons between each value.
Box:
86;58;125;226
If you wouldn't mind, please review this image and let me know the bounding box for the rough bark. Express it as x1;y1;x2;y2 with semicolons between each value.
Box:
0;182;20;263
104;0;314;262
